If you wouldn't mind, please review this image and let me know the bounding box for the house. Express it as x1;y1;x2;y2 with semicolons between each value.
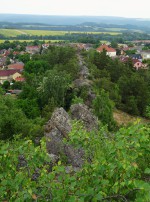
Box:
140;51;150;60
42;43;50;49
96;44;116;57
26;46;40;54
128;54;142;62
120;57;147;70
132;59;146;70
7;62;24;71
0;69;22;84
15;77;25;82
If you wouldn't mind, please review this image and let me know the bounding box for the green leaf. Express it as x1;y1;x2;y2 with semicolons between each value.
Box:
144;168;150;174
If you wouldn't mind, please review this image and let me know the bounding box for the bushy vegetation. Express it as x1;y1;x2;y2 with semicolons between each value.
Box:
85;49;150;117
0;123;149;201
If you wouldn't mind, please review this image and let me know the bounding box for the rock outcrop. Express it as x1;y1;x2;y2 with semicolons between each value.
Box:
45;107;84;168
71;103;98;131
45;104;98;168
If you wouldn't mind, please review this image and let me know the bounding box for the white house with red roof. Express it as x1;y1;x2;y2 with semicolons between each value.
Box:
26;46;40;54
97;44;116;57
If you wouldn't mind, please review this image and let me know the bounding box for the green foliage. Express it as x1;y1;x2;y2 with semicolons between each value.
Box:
41;97;57;120
2;80;10;90
71;96;84;105
18;53;30;64
86;49;150;118
42;46;76;67
0;123;149;201
125;49;136;55
38;70;71;107
118;73;150;115
0;87;4;95
24;60;50;74
88;49;110;70
16;98;40;119
145;105;150;118
11;81;23;90
0;95;43;140
54;58;79;80
111;40;118;48
92;89;116;130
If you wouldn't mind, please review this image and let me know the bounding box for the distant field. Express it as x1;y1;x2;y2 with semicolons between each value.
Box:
0;39;64;43
0;29;121;37
104;28;127;31
0;29;22;37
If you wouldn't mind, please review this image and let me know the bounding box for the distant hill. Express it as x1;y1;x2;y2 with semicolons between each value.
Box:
0;14;150;26
0;14;150;33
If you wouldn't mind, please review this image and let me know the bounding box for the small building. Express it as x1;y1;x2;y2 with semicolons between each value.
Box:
42;43;50;49
120;57;147;70
15;77;25;82
128;54;142;62
96;44;116;57
140;51;150;60
132;59;144;70
26;46;40;54
7;62;24;71
0;69;22;84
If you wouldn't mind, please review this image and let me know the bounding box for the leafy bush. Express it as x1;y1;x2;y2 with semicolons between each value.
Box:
0;123;149;201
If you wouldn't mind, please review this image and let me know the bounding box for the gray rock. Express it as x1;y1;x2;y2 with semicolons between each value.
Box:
79;66;90;79
45;107;72;138
70;103;98;131
45;108;84;168
64;145;84;167
73;79;92;88
48;153;59;164
85;91;96;107
45;104;98;168
65;166;80;174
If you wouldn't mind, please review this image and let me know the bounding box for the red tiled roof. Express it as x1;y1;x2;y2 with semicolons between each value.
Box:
97;44;116;52
8;63;24;70
0;69;21;77
15;77;25;82
26;46;39;49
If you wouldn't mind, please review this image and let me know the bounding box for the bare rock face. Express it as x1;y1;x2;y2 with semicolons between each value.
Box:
45;105;98;168
85;91;96;107
45;108;84;168
79;65;90;79
70;103;98;132
73;78;92;88
64;145;84;167
45;108;71;138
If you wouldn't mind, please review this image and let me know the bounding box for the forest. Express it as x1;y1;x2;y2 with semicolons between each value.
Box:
0;43;150;201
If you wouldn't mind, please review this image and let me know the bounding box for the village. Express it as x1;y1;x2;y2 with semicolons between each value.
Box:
0;40;150;95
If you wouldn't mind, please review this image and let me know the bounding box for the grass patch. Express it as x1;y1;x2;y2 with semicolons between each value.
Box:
113;109;150;126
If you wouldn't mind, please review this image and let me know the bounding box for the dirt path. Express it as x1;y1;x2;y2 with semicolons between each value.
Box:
15;30;27;35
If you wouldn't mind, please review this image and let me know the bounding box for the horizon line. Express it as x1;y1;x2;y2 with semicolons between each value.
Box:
0;13;150;20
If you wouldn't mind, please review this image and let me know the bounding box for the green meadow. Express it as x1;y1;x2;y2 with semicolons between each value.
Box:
0;29;121;37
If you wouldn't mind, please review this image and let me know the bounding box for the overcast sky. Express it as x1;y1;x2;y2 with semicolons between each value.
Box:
0;0;149;19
